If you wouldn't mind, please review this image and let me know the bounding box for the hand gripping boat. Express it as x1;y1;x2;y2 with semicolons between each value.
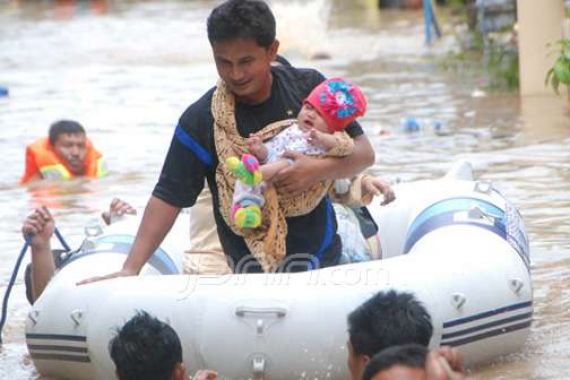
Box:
25;161;532;379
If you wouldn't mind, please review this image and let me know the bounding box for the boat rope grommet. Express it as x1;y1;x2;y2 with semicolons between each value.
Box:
474;180;493;195
28;310;40;326
70;309;84;326
468;205;500;223
451;293;466;309
509;278;524;294
84;222;103;237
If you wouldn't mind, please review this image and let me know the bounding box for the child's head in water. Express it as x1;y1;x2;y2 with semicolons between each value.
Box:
297;77;367;133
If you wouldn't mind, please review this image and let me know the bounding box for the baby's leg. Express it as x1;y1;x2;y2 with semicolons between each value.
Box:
260;159;290;183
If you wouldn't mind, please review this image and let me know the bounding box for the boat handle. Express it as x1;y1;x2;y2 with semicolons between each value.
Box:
235;306;287;318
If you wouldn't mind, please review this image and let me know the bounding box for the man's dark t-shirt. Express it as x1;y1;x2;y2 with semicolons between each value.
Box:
153;65;364;273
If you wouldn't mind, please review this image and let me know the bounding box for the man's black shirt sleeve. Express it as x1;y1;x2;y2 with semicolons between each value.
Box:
152;90;216;208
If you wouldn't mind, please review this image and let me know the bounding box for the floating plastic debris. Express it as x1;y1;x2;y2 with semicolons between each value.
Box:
401;117;421;132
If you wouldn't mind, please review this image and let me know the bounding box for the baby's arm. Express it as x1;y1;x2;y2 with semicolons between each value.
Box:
247;136;269;163
308;129;355;157
307;129;337;151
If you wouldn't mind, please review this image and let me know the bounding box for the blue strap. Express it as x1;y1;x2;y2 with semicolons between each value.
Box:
1;225;72;343
174;124;213;168
0;236;31;344
311;197;335;268
54;227;71;252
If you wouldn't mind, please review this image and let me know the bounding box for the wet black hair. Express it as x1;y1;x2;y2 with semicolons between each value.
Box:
347;290;433;357
109;311;183;380
362;344;428;380
207;0;276;48
48;120;85;145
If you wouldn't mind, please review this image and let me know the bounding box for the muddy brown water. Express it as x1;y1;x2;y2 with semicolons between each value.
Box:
0;1;569;379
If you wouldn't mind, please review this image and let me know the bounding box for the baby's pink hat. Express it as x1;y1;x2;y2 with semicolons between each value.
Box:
304;77;367;132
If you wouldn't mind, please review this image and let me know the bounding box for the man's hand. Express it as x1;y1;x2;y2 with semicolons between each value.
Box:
101;198;136;225
273;151;320;194
362;177;396;206
77;268;137;286
426;346;466;380
193;369;218;380
22;207;55;248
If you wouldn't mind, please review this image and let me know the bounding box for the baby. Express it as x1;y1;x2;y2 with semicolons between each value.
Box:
227;77;367;228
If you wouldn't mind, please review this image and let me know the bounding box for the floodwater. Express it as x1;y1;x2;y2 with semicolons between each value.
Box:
0;0;569;378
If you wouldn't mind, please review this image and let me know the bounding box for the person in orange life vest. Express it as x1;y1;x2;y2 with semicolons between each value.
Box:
20;120;106;184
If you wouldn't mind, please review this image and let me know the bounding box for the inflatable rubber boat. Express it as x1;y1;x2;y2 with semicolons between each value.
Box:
25;161;532;379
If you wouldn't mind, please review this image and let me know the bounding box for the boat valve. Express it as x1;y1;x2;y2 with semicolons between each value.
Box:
451;293;466;309
509;278;524;294
256;319;264;335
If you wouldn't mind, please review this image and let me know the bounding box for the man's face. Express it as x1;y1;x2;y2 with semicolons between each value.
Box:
52;132;87;175
212;37;278;104
347;341;369;380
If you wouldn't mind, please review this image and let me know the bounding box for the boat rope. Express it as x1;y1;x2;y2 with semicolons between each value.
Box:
0;227;70;344
54;227;72;252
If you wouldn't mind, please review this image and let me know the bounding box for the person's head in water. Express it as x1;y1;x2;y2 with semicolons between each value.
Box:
362;344;428;380
207;0;279;104
48;120;87;175
109;311;187;380
346;290;433;380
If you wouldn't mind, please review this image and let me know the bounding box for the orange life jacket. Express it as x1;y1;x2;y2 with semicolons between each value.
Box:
20;137;106;184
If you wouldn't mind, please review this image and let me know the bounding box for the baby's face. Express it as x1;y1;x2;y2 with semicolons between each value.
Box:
298;103;330;134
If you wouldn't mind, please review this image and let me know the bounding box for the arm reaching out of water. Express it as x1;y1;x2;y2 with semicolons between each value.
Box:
274;134;375;194
22;207;56;302
101;197;137;225
23;199;138;302
78;196;180;285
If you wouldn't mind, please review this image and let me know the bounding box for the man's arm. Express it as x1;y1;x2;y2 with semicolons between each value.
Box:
22;207;57;302
78;196;180;284
274;134;375;194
